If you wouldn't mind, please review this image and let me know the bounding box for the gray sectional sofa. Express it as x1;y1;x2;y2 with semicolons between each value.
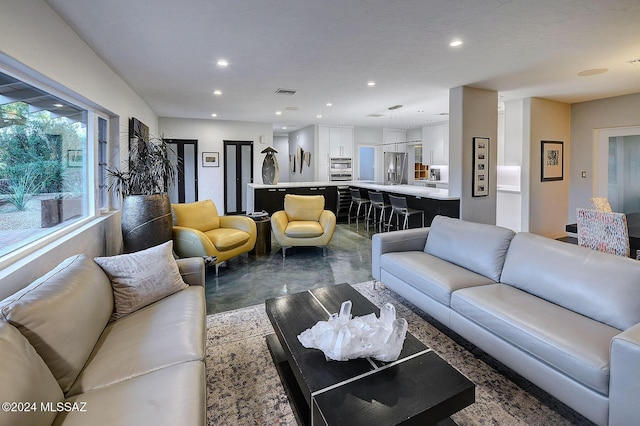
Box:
372;215;640;426
0;252;206;426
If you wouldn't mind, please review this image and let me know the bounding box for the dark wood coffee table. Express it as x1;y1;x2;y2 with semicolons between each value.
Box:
265;283;475;426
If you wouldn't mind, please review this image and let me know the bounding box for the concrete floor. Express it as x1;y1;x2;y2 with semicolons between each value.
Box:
205;222;375;314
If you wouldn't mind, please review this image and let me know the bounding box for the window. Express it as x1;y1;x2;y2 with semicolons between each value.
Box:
0;71;90;258
98;116;108;210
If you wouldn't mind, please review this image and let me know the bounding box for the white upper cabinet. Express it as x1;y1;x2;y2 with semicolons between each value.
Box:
328;126;354;158
383;129;407;152
317;125;354;181
422;122;449;165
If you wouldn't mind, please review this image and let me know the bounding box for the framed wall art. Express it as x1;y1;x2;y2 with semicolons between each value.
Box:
472;137;489;197
541;140;563;181
202;152;219;167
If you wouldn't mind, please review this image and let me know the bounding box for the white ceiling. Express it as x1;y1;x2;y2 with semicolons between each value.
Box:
46;0;640;133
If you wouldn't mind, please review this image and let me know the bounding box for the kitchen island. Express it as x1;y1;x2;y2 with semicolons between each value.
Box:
247;182;459;227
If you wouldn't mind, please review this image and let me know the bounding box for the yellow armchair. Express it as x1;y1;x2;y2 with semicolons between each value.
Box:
271;194;336;257
172;200;256;272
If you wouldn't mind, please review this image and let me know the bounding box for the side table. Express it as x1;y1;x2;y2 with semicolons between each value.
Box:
250;217;272;255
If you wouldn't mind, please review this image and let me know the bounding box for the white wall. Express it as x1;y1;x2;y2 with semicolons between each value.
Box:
0;0;157;294
287;125;315;182
354;127;383;182
525;98;571;238
273;135;289;183
449;86;498;224
569;92;640;222
159;117;273;209
406;127;422;141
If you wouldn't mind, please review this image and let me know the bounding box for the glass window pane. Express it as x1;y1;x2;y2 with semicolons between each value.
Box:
0;71;89;258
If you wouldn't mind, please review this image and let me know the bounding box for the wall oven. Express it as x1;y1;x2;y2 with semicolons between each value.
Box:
329;157;352;181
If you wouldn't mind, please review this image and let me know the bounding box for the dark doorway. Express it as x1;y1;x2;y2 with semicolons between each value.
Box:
223;140;253;214
166;139;198;203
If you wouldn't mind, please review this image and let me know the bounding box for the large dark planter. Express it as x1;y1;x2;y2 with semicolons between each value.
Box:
121;193;173;253
41;197;83;228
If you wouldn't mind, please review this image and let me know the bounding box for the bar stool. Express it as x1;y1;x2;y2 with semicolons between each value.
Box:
348;188;371;226
367;191;391;233
387;194;424;230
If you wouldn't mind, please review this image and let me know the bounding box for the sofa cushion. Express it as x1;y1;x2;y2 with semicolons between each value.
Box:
0;254;113;393
95;241;188;321
0;321;64;426
424;215;515;282
380;251;495;306
451;284;619;395
285;221;324;238
284;194;324;222
501;232;640;330
67;286;205;396
204;228;250;251
56;361;206;426
172;199;220;231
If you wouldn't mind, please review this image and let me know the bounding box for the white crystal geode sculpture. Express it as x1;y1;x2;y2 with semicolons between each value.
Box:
297;300;408;362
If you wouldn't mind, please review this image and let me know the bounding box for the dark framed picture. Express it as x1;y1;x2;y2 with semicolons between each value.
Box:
472;137;489;197
541;141;563;181
202;152;219;167
67;149;83;168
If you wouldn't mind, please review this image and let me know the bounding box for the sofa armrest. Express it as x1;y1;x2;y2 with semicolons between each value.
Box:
175;257;205;287
219;215;257;235
270;211;289;240
371;228;430;280
173;226;217;258
319;210;337;235
610;323;640;425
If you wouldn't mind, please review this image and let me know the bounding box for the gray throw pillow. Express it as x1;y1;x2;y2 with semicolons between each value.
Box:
95;241;188;321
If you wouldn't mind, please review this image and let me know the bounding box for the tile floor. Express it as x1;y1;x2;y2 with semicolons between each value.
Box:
205;221;375;314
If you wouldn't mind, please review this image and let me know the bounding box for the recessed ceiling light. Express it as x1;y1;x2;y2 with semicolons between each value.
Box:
213;90;222;95
367;81;376;87
217;59;228;67
211;113;218;117
53;103;63;107
275;111;282;115
449;40;463;47
326;103;333;107
578;68;608;76
628;58;640;65
316;114;323;119
417;109;424;113
282;126;287;130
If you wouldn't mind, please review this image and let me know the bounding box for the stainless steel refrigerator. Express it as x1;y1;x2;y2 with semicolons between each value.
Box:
384;151;408;185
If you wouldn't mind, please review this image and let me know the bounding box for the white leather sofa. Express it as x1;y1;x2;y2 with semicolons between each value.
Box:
0;253;206;426
372;215;640;426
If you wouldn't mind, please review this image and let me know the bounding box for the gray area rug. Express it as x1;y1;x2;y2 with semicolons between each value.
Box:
206;281;592;425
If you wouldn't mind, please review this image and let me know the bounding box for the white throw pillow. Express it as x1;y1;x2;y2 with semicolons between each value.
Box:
94;241;188;321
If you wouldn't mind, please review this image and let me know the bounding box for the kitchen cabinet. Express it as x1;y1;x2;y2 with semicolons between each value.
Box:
329;127;353;158
254;186;337;215
422;122;449;165
317;126;353;181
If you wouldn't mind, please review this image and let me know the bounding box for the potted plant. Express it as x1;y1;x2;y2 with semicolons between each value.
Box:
108;122;177;253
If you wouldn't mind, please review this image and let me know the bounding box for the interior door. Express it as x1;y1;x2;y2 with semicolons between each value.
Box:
224;140;253;214
166;139;198;203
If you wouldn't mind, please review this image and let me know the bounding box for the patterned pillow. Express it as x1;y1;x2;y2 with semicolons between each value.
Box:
94;241;188;321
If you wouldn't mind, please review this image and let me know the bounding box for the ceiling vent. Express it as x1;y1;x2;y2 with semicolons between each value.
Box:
388;104;403;110
275;88;297;96
367;113;384;117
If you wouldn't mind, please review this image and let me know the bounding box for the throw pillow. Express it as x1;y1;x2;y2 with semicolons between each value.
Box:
94;241;188;321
